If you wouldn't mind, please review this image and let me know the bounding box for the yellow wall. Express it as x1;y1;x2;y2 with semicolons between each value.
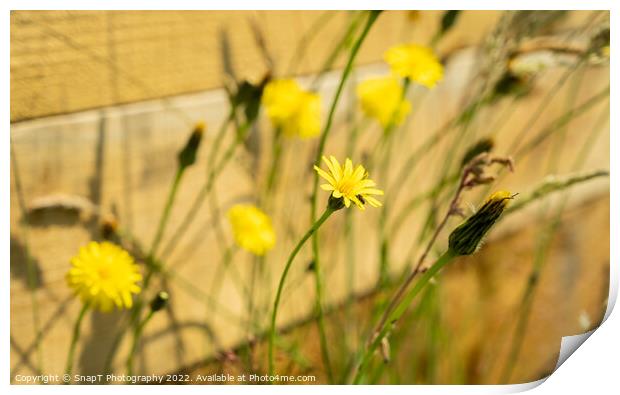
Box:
11;10;505;121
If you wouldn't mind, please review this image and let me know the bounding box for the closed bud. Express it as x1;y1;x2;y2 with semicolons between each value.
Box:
100;217;119;240
448;191;515;255
327;195;346;211
149;291;170;312
440;10;461;36
177;122;205;169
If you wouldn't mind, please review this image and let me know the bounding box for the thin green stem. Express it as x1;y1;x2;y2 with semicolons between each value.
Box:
287;10;338;75
149;167;185;257
64;303;90;382
264;128;284;198
377;78;411;287
353;250;457;384
500;94;609;383
126;310;155;376
269;207;335;379
307;10;379;383
160;122;247;260
310;11;365;90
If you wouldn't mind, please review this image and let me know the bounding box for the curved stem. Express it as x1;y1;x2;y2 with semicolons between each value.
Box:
268;207;335;379
264;127;284;199
64;303;90;382
352;250;456;384
126;310;155;377
160;124;246;260
307;10;380;383
377;78;411;287
149;167;185;257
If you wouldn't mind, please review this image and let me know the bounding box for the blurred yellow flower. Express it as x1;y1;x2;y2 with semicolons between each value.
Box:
314;155;384;210
384;44;444;88
262;79;321;138
66;241;142;312
227;204;276;256
357;76;411;128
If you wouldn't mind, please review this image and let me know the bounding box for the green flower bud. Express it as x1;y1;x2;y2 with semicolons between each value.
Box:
448;191;514;255
327;195;346;211
177;122;205;169
149;291;170;312
440;10;461;36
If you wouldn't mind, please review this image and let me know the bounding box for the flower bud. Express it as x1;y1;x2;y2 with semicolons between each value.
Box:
177;122;205;169
327;195;346;211
448;191;514;255
100;217;119;240
149;291;170;312
439;11;461;37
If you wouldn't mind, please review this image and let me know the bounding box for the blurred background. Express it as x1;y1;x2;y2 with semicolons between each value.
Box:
10;10;609;384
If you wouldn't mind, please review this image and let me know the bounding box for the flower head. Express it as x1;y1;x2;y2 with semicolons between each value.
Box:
314;155;384;210
177;121;205;169
384;44;444;88
262;79;321;138
448;191;515;255
227;204;276;256
66;241;142;312
357;76;411;128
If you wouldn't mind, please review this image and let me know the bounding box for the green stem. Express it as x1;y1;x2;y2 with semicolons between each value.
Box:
64;303;90;382
269;207;335;379
265;128;284;198
149;167;185;257
126;310;155;377
377;78;411;287
353;249;457;384
310;11;365;90
307;10;380;383
287;10;338;75
160;122;248;260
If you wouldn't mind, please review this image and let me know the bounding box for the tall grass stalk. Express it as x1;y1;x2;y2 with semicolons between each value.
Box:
500;100;609;383
64;303;90;382
269;207;336;379
307;10;380;383
10;143;44;375
353;249;457;383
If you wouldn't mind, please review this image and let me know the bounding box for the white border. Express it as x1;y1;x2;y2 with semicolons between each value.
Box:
3;2;617;395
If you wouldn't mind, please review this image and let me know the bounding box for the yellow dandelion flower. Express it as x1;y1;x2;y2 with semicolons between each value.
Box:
227;204;276;256
314;155;384;210
262;79;321;138
384;44;444;88
66;241;142;312
357;76;411;128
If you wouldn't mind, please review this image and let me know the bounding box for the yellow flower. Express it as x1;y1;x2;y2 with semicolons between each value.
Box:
314;155;384;210
66;242;142;312
384;44;444;88
262;79;321;138
357;76;411;128
227;204;276;256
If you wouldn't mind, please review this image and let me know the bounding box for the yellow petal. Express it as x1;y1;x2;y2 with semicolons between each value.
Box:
314;165;336;185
